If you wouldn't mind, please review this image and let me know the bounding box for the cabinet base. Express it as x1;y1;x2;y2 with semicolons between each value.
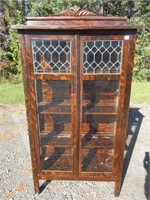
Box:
34;178;121;196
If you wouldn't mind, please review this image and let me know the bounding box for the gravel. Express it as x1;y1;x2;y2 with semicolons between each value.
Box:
0;103;149;200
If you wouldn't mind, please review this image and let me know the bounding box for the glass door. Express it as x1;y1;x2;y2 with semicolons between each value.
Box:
36;79;72;171
28;35;77;174
79;36;123;174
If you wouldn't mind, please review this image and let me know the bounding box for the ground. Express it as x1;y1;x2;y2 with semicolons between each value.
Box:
0;103;149;200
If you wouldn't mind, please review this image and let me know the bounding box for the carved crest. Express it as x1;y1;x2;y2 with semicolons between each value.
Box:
52;5;100;16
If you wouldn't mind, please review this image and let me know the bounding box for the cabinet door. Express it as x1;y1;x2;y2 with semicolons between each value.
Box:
79;36;125;175
26;35;77;175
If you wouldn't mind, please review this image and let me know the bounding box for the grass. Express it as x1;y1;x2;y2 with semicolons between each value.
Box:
130;81;150;104
0;81;149;105
0;82;24;104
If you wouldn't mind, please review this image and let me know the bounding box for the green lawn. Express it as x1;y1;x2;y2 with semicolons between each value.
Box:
0;81;149;105
131;82;150;104
0;83;24;104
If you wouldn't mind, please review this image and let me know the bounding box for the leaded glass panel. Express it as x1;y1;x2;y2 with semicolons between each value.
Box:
83;40;123;74
32;40;71;74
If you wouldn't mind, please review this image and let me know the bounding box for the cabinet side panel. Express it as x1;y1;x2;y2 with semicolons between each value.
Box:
114;34;137;196
18;33;39;193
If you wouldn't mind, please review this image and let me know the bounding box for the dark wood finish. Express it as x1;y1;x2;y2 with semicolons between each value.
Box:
13;8;138;196
114;34;137;196
12;24;138;30
18;34;40;193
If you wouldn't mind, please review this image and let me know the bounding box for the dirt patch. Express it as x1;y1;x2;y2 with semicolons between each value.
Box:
2;182;26;200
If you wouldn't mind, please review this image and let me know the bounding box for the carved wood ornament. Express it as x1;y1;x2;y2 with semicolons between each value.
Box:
52;5;100;16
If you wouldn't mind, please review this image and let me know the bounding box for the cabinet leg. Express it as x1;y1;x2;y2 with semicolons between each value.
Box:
33;177;40;194
114;180;121;197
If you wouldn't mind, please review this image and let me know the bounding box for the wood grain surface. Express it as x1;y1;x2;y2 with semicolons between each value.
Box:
15;11;138;195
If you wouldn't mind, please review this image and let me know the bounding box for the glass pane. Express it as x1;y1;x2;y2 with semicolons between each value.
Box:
83;40;123;74
36;80;72;171
81;80;119;172
32;40;71;74
82;149;114;172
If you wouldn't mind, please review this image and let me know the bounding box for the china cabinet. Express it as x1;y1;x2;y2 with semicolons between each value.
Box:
12;6;138;196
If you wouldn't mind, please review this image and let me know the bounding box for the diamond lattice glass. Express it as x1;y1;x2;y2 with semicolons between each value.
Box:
83;40;123;74
32;40;71;74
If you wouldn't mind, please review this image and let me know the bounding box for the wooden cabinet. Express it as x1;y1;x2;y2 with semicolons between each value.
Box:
13;7;138;196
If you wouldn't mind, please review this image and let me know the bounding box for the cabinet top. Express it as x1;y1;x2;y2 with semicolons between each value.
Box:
12;6;139;31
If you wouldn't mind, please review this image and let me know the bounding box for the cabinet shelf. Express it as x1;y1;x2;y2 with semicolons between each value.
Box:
82;134;114;149
38;102;117;115
40;131;114;149
38;105;71;115
40;131;72;148
38;101;116;107
83;106;117;115
82;131;114;136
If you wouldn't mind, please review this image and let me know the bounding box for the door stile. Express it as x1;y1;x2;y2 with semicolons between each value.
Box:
71;35;78;176
72;35;80;177
79;36;84;176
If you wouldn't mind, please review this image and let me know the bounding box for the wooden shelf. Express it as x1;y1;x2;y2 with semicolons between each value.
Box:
82;101;116;106
38;100;117;107
40;131;72;148
38;99;71;106
83;106;117;115
38;105;71;115
82;131;114;136
38;101;117;115
82;134;114;149
40;130;114;149
40;130;71;136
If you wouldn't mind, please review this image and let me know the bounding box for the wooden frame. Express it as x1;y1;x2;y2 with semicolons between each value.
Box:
14;8;138;196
